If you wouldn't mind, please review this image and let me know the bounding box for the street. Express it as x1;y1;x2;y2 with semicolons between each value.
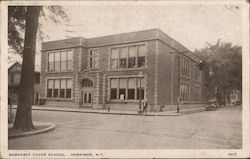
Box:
8;106;242;149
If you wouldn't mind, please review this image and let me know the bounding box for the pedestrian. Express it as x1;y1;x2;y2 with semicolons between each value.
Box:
160;104;164;112
143;100;148;115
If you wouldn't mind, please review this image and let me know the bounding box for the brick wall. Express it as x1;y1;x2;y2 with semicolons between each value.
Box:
157;40;173;106
40;29;209;109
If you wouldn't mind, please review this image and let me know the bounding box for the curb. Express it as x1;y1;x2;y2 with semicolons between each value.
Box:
8;122;56;139
31;108;182;116
32;108;140;116
12;106;206;117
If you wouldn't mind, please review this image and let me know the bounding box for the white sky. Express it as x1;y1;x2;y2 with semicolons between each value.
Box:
43;5;242;49
10;4;243;71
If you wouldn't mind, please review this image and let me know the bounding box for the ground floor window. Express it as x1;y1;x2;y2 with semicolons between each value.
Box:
110;77;145;100
47;78;72;99
180;83;190;101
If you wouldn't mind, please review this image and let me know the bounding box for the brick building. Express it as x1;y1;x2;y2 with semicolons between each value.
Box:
40;29;209;111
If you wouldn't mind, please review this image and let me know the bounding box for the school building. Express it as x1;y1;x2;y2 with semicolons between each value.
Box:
40;29;209;111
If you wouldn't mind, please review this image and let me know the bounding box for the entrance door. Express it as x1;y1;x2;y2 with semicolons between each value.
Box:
81;91;93;107
80;78;94;107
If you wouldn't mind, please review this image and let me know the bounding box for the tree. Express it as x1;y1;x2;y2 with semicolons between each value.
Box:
194;40;242;106
8;6;68;130
13;6;42;130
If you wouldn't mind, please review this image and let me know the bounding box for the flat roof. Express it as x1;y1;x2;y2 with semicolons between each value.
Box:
42;28;201;62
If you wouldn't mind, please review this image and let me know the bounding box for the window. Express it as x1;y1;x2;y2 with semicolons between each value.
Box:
119;47;127;69
47;78;72;99
180;57;190;77
110;78;118;99
180;83;190;101
110;77;145;100
82;79;93;87
61;51;67;71
128;46;136;68
54;80;60;98
66;79;72;98
110;48;119;69
137;45;146;68
48;53;54;72
47;80;53;98
193;86;200;101
88;49;99;68
128;78;136;99
110;44;146;70
60;80;66;98
47;50;73;72
119;78;126;99
67;50;73;70
54;52;60;71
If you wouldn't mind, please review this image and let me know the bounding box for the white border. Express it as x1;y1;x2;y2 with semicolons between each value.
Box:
1;1;249;158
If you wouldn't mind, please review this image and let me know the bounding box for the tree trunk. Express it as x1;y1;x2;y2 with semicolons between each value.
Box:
13;6;42;131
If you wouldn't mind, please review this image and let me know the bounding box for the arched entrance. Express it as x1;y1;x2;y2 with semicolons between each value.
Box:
80;78;94;107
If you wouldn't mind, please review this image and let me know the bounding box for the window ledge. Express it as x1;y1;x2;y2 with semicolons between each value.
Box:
46;71;73;74
46;98;73;101
109;99;143;103
108;67;146;72
192;101;201;103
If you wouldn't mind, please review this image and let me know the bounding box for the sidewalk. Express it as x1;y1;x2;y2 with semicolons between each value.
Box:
8;121;55;139
12;105;207;116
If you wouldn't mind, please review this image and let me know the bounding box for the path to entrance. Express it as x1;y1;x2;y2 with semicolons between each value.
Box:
9;106;242;149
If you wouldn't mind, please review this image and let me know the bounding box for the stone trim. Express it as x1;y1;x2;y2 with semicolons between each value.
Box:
154;40;159;106
75;73;79;102
170;40;174;105
79;47;82;72
94;73;100;104
102;73;107;105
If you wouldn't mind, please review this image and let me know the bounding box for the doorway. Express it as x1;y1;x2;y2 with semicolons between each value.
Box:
81;91;93;106
80;78;94;107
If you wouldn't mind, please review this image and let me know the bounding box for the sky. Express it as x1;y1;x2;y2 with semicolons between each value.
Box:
9;4;242;71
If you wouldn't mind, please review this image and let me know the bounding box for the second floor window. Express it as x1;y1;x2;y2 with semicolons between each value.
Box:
180;57;191;78
48;50;73;72
88;49;99;69
110;44;146;70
